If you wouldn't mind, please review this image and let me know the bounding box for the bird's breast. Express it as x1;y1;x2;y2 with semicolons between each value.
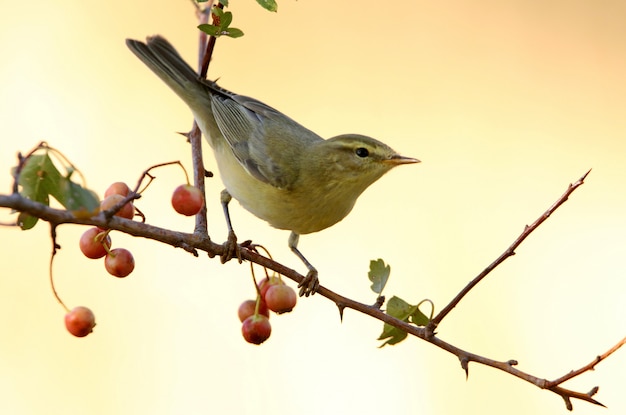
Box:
214;148;355;235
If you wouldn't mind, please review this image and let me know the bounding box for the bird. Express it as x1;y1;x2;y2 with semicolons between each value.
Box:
126;35;419;296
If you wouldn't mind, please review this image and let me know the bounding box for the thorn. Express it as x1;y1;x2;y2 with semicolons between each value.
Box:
459;356;469;379
337;304;345;322
177;131;192;143
588;386;599;397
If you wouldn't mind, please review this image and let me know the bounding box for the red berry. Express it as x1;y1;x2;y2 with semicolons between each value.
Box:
171;184;204;216
104;248;135;277
79;227;111;259
238;299;269;322
257;276;281;298
64;306;96;337
104;182;130;198
265;284;297;314
241;315;271;345
100;194;134;219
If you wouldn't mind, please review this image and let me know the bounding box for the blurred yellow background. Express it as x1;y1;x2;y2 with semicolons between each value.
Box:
1;1;625;414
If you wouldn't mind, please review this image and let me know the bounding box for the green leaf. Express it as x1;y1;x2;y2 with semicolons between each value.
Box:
256;0;278;12
57;179;99;213
17;151;99;229
377;296;413;347
368;258;390;294
378;323;408;347
224;28;244;38
198;24;222;37
17;211;39;230
212;6;224;17
17;154;54;229
220;0;229;5
220;10;233;28
410;306;430;326
386;296;414;320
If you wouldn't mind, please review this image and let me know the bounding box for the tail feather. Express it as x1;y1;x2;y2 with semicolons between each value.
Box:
125;35;209;109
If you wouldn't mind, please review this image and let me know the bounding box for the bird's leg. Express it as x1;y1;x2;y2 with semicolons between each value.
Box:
288;232;319;297
220;189;241;263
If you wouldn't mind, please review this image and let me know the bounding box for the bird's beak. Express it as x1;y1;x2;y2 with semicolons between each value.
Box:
385;155;421;165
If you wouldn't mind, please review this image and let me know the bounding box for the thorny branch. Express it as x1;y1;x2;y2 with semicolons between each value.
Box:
427;169;592;333
1;2;624;412
0;169;624;410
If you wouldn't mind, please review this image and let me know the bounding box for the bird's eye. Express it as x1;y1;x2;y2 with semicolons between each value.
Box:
355;147;369;158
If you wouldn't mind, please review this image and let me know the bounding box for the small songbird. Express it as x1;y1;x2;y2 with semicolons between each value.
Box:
126;35;419;295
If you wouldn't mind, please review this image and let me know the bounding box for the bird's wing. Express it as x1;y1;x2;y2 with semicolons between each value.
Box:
209;91;291;188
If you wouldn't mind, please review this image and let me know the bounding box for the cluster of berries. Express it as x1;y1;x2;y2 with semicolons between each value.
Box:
65;181;204;337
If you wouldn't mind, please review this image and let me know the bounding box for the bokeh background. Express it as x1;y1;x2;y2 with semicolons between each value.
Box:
1;1;625;414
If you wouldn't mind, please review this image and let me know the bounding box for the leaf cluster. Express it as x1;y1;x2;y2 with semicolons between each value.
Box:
14;143;99;230
197;0;278;39
368;259;433;347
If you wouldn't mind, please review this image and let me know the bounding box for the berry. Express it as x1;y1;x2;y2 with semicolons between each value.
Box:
238;299;269;322
104;182;130;198
100;194;134;219
257;276;280;298
171;184;204;216
64;306;96;337
265;284;297;314
104;248;135;277
241;315;271;345
79;227;111;259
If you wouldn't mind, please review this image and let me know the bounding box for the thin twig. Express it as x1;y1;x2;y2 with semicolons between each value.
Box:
428;169;592;333
48;223;69;312
184;0;220;237
547;335;626;388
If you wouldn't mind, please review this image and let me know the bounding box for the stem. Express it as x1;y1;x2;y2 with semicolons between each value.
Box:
48;224;69;312
427;169;592;333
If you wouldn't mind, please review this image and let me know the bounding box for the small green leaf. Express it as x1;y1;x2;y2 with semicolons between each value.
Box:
368;258;391;294
212;6;224;16
256;0;278;12
377;296;432;347
377;296;414;347
198;24;222;37
378;323;408;347
17;212;39;230
385;296;414;321
196;0;211;2
220;10;233;28
57;179;100;213
16;150;99;229
220;0;229;5
410;306;430;326
17;154;55;229
224;28;244;38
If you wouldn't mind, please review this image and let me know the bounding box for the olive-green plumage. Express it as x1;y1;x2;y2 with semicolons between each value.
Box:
126;35;419;294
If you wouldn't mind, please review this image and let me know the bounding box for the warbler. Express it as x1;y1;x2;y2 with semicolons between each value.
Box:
126;35;419;295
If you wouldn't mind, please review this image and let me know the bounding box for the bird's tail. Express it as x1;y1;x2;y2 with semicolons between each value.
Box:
125;35;211;111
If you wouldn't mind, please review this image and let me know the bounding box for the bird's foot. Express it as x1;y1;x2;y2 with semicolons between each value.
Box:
298;270;319;297
221;230;242;264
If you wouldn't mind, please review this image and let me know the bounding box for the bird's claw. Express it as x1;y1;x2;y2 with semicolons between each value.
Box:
221;230;242;264
298;270;319;297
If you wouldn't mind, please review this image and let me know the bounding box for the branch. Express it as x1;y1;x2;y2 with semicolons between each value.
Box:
428;169;592;333
0;168;622;410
